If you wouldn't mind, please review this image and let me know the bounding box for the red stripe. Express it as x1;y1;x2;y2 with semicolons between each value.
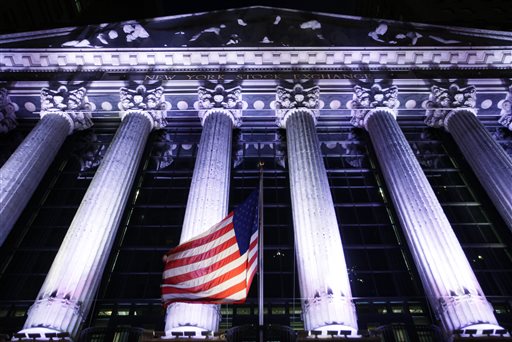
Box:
246;271;256;294
162;261;247;295
247;252;257;269
166;218;233;256
249;237;258;250
166;235;237;268
205;279;247;300
163;249;241;284
163;279;247;306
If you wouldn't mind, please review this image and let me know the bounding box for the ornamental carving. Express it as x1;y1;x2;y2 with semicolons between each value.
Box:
40;86;94;132
275;83;320;127
197;84;243;126
151;131;175;170
349;84;399;129
118;85;171;130
0;88;18;134
424;84;476;128
498;86;512;130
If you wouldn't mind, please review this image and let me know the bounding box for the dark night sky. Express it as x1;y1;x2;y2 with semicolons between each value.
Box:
79;0;512;30
2;0;512;34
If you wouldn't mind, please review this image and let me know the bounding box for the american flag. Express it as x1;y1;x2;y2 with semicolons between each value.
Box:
161;190;259;306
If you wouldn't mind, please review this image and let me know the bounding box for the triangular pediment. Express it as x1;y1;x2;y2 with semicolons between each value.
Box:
1;6;512;48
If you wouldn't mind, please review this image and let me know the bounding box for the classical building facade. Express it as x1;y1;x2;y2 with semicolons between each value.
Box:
1;6;512;341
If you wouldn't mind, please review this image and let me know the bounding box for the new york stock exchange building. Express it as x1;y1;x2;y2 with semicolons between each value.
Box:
1;6;512;342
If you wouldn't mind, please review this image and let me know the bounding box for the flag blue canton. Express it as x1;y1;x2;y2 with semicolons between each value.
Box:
233;190;259;255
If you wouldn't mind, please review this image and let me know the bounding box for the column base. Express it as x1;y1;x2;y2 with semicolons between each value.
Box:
303;294;358;332
23;297;83;338
164;302;220;338
307;324;359;338
455;323;509;338
17;327;71;341
438;294;502;335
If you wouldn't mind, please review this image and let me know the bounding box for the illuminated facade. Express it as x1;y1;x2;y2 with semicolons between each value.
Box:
1;6;512;341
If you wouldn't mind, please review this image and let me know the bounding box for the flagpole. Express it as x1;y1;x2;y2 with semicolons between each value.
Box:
257;161;264;341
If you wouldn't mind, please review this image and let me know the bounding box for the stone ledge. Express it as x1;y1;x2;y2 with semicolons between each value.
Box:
1;48;512;71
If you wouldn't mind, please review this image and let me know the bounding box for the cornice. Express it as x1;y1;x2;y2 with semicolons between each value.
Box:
1;46;512;72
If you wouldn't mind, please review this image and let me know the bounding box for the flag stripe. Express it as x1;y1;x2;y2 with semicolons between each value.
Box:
163;243;239;278
166;235;238;268
168;214;234;254
163;282;247;302
162;260;247;295
163;269;247;299
166;223;234;259
164;252;247;290
163;249;241;284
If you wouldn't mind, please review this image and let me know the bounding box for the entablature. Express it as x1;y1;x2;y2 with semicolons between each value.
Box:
1;46;512;72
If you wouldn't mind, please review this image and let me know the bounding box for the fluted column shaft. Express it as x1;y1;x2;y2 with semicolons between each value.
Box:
366;109;500;334
445;109;512;229
0;114;71;246
285;109;357;332
21;112;152;338
165;111;233;334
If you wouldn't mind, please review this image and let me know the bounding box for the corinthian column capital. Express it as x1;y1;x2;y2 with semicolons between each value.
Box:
498;85;512;130
197;84;243;127
350;84;399;130
424;83;477;129
275;83;320;128
118;85;171;130
40;85;94;134
0;88;19;134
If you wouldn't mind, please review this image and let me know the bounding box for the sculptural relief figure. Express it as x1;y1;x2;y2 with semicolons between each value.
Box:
499;86;512;130
0;88;18;134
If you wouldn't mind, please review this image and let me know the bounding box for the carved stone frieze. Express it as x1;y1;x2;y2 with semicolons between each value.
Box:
197;84;243;127
350;84;399;129
2;48;512;72
40;86;94;134
0;88;18;134
118;85;171;130
275;83;320;128
499;85;512;130
424;84;477;128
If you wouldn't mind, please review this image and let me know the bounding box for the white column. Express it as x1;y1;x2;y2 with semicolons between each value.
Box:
351;84;504;337
0;86;92;247
18;85;169;339
275;84;358;335
425;84;512;230
165;85;242;336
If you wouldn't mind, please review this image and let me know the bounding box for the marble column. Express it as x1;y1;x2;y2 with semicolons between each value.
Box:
351;84;503;337
0;86;92;247
425;84;512;230
18;85;169;339
165;84;242;337
275;84;358;335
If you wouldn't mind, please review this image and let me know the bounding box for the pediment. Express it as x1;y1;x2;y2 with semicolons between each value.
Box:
1;6;512;49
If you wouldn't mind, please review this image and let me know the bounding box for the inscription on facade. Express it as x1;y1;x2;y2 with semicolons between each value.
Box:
144;73;371;81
